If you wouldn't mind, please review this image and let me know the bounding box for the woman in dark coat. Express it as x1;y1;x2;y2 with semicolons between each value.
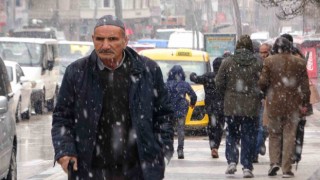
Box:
190;57;225;158
166;65;197;159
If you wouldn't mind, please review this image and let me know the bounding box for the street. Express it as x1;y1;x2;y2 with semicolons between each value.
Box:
17;106;320;180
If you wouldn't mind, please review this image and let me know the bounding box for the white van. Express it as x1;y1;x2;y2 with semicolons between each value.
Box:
167;30;204;50
155;28;186;40
0;37;59;114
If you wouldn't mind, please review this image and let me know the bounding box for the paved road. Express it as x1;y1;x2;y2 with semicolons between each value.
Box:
17;108;320;180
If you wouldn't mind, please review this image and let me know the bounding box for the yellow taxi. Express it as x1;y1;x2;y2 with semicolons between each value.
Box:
139;48;211;129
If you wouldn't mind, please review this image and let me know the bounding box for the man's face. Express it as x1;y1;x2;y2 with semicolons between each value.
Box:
92;25;128;63
259;45;270;60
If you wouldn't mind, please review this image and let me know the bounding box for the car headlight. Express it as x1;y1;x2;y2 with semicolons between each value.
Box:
195;89;205;102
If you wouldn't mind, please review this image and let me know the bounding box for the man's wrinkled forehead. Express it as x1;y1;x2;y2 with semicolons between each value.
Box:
94;15;125;30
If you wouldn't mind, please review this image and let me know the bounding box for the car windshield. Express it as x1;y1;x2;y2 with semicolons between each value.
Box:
58;44;93;59
5;66;13;82
0;42;42;66
156;60;208;83
58;43;94;75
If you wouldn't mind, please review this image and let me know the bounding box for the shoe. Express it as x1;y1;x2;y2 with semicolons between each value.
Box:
225;162;237;174
243;169;254;178
177;149;184;159
252;155;259;163
282;171;294;178
211;148;219;158
268;164;280;176
259;143;266;155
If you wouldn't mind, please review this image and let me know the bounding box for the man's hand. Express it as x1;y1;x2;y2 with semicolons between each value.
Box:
190;105;195;109
189;72;197;82
300;106;308;116
57;156;78;173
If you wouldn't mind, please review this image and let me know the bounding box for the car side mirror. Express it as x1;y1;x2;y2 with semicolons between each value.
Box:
20;76;29;84
0;96;8;114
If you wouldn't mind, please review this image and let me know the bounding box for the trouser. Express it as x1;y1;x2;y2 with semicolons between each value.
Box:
71;162;144;180
176;116;186;150
208;113;225;149
255;106;268;156
225;116;256;170
268;114;299;173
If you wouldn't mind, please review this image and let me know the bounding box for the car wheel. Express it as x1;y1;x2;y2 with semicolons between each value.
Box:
34;91;45;114
5;146;17;180
21;102;31;120
15;99;22;123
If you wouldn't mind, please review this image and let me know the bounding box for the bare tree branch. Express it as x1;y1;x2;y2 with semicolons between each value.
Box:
255;0;318;20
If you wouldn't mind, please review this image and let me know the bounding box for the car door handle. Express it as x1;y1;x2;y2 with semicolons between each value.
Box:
7;92;14;99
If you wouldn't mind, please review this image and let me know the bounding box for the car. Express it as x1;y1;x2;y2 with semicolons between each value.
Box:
57;40;94;85
4;60;33;122
167;30;204;50
139;48;211;130
0;37;60;114
0;57;17;180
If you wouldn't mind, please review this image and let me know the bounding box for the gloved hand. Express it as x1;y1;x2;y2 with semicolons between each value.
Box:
190;72;197;82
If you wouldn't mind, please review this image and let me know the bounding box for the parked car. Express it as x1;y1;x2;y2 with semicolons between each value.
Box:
0;37;60;114
5;60;32;122
0;57;17;180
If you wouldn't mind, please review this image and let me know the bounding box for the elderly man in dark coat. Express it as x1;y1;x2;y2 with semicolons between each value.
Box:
215;35;263;178
51;15;174;180
259;37;310;178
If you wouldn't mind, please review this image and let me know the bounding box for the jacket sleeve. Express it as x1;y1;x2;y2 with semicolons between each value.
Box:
152;65;174;161
186;83;197;106
190;72;206;84
51;65;77;163
215;59;228;94
299;61;311;106
258;59;271;96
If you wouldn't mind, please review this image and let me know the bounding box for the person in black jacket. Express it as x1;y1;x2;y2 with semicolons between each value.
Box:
190;57;225;158
51;15;174;180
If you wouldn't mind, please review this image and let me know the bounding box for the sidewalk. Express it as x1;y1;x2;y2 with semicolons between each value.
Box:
35;108;320;180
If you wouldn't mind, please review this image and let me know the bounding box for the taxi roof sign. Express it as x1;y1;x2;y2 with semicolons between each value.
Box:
176;49;192;56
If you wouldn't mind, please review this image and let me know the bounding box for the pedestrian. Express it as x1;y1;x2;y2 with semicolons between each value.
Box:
51;15;174;180
215;35;263;178
166;65;197;159
253;43;272;163
190;57;225;159
259;37;310;178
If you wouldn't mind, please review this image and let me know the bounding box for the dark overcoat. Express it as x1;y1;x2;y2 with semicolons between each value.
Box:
51;47;174;180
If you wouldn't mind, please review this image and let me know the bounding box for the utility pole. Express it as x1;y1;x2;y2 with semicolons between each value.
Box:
188;0;200;50
6;0;15;30
114;0;123;19
232;0;242;40
205;0;213;32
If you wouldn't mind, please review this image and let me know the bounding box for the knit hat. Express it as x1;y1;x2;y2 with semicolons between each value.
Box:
280;33;293;43
236;35;253;52
94;15;125;30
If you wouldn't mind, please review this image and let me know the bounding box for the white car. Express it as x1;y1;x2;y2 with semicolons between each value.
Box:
4;60;32;122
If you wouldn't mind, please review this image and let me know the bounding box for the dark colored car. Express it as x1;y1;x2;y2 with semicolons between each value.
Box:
0;57;17;180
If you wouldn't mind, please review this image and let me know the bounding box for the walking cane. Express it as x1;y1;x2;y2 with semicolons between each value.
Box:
68;160;75;180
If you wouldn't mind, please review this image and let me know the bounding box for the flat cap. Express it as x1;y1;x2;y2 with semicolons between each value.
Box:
94;15;125;30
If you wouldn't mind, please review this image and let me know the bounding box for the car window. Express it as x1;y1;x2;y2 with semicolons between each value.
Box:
16;64;24;82
6;66;13;82
156;60;208;83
